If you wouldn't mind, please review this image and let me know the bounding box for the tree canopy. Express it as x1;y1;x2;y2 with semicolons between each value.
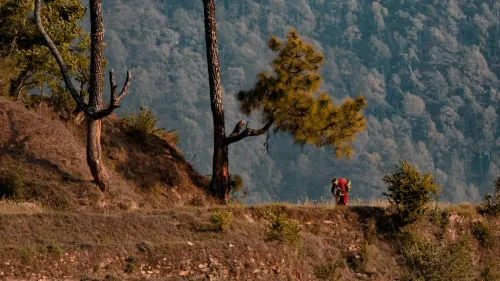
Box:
236;28;366;158
0;0;90;117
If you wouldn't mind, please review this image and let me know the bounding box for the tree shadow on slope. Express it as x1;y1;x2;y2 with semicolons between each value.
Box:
101;116;210;194
350;206;398;237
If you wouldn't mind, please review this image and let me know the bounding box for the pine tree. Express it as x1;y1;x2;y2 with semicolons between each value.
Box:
0;0;90;111
34;0;132;191
232;28;367;158
201;10;367;203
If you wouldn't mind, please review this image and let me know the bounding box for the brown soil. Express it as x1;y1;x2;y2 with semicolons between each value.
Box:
0;97;211;211
0;203;498;280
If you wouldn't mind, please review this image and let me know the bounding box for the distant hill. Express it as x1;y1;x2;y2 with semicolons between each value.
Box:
97;0;500;203
0;97;210;211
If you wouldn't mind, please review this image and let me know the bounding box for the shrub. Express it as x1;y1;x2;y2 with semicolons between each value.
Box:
483;177;500;215
0;164;25;199
265;210;302;249
383;160;440;225
122;107;163;143
46;244;62;259
470;220;492;248
209;211;234;232
166;129;180;145
362;218;378;245
228;174;248;204
481;263;500;281
399;229;476;281
314;258;346;281
124;256;137;273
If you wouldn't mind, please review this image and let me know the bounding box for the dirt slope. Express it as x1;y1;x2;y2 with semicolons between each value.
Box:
0;203;498;280
0;97;210;211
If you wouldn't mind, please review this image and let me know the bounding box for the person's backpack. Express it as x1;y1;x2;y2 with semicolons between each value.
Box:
337;178;349;205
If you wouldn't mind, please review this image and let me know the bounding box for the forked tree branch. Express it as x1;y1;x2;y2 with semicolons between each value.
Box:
34;0;131;120
224;118;274;145
34;0;89;114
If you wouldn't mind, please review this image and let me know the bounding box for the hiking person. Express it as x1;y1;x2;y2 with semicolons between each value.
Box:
331;177;352;206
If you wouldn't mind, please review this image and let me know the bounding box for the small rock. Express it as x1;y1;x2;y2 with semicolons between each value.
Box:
253;269;260;274
179;270;189;276
187;241;194;246
229;244;235;247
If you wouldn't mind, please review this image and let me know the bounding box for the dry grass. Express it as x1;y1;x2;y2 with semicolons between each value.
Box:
0;200;44;214
0;97;211;212
0;201;497;280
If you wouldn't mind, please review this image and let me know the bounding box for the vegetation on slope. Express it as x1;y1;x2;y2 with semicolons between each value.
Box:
0;97;210;211
0;202;498;280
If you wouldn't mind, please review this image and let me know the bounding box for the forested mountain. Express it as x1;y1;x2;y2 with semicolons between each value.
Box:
97;0;500;203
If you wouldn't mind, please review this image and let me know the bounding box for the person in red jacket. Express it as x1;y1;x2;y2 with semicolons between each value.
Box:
331;177;352;206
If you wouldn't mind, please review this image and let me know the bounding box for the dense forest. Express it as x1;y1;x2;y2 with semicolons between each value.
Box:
95;0;500;203
7;0;500;203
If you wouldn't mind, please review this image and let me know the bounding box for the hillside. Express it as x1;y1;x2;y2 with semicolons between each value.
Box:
0;202;498;280
0;97;211;211
93;0;500;204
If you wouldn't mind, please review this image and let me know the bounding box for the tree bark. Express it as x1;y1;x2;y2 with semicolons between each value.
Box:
35;0;132;191
86;0;109;190
202;0;229;203
87;118;110;190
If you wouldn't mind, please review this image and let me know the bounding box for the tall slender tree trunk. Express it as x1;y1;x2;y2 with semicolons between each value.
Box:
35;0;132;192
87;118;110;190
202;0;229;202
87;0;110;190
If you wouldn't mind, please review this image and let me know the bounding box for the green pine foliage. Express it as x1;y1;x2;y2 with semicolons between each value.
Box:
383;160;441;225
0;0;92;117
237;28;366;158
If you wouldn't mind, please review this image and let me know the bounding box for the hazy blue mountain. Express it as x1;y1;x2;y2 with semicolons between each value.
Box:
96;0;500;203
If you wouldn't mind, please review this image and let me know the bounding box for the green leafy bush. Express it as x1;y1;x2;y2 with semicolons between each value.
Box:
122;107;163;143
209;211;234;232
383;160;440;225
0;164;25;199
483;177;500;215
470;220;492;248
265;210;302;249
399;229;476;281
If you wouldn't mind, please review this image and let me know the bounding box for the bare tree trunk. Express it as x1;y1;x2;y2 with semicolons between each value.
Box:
87;118;110;190
86;0;109;190
202;0;229;203
35;0;131;191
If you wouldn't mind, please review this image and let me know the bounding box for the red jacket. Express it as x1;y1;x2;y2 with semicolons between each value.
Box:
332;178;349;205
